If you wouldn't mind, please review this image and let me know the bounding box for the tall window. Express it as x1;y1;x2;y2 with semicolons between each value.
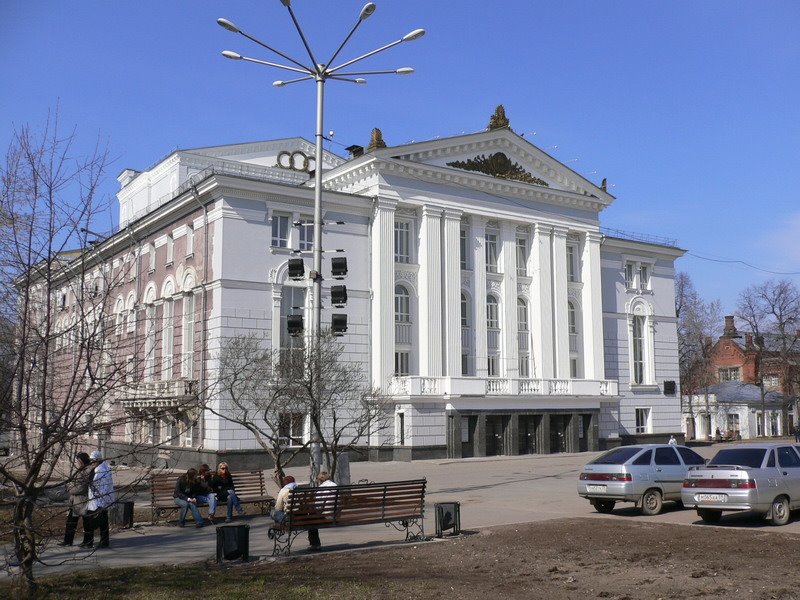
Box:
635;407;650;434
632;315;645;385
126;294;136;334
567;244;578;282
298;218;313;251
185;225;194;256
568;301;581;378
625;262;636;289
394;351;410;376
487;295;500;376
279;412;306;446
461;293;472;376
517;298;530;378
271;214;290;248
639;264;650;290
394;221;411;263
460;228;469;270
280;287;306;351
395;285;412;374
625;260;653;291
162;292;174;380
166;235;174;265
395;285;411;323
144;300;156;380
516;237;528;276
182;293;195;378
148;243;156;272
485;232;498;273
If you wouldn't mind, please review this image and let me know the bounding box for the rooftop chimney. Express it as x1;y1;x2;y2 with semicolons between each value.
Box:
345;144;364;158
722;315;740;338
745;333;753;347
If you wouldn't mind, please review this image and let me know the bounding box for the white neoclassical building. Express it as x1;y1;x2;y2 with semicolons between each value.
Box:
66;110;684;464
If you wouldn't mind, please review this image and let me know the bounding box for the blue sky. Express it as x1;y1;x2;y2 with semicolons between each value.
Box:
2;1;798;314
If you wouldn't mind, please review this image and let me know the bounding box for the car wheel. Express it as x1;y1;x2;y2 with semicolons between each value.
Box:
592;499;616;514
697;508;722;523
641;488;663;516
769;496;791;526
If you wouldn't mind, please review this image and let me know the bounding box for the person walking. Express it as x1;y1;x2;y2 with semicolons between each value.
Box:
58;452;93;547
84;450;116;549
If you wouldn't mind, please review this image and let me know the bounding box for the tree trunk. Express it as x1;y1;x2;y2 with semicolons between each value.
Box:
11;496;38;599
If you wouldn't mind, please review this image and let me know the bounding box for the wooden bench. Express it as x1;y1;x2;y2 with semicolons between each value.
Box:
150;470;274;523
267;478;426;555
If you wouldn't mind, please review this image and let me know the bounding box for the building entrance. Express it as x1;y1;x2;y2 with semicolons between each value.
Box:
518;415;541;454
485;415;508;456
550;414;570;453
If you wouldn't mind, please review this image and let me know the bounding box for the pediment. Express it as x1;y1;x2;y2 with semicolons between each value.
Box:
377;129;611;201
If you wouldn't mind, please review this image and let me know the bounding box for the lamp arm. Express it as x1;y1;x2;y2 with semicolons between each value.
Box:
284;4;320;72
327;38;403;74
239;30;315;72
241;56;312;75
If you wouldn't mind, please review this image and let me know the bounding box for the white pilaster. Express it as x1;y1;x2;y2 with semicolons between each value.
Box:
581;231;605;379
552;226;570;378
501;222;518;378
472;217;488;378
371;198;396;391
531;224;554;378
419;206;443;377
442;208;463;377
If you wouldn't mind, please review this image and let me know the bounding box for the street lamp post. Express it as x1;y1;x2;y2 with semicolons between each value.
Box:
218;2;424;341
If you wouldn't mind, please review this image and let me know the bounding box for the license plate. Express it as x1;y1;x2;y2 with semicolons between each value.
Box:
586;485;607;493
696;493;727;503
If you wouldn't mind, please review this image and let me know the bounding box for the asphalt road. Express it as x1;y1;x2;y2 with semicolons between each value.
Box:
7;441;800;578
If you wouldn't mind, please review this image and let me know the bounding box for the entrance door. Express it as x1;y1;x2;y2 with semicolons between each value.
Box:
579;414;592;452
486;415;506;456
550;414;569;453
461;416;477;458
519;415;540;454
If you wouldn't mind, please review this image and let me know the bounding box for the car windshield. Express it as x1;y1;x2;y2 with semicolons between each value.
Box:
709;448;767;468
590;447;642;465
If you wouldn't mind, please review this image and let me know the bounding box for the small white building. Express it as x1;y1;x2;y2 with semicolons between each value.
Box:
682;382;786;440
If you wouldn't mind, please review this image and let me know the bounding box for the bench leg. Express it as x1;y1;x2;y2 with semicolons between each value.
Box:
386;518;425;542
268;526;299;556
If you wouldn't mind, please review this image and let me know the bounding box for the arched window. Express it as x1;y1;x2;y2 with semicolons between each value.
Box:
394;285;412;375
568;301;582;378
568;301;577;334
627;299;655;386
517;298;530;378
162;282;174;380
279;286;306;351
144;288;156;380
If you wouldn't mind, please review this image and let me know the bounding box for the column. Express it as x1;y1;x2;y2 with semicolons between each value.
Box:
501;222;518;378
472;217;488;378
581;232;605;380
531;224;554;378
442;209;463;377
552;227;570;378
418;206;443;377
371;198;396;391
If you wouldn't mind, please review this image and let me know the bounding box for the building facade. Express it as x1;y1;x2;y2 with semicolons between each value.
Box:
42;115;686;464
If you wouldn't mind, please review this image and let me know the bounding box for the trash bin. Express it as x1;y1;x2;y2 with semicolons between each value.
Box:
111;501;134;529
216;524;250;563
434;501;461;538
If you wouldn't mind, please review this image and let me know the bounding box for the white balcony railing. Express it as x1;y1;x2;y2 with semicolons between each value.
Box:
119;379;198;408
389;376;619;398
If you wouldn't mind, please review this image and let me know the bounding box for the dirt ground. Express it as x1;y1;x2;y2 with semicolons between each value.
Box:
270;518;800;600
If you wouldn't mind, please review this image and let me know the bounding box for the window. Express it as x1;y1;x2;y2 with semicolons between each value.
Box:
485;232;498;273
726;413;740;433
279;412;306;446
516;237;528;276
166;235;174;265
639;264;649;290
181;293;195;378
162;294;174;379
654;447;680;465
632;315;645;385
394;221;411;263
487;295;500;376
624;260;653;291
148;243;156;272
568;302;577;334
632;450;652;466
487;355;499;377
517;299;530;378
271;214;290;248
396;413;405;445
486;296;499;329
126;295;136;334
635;408;650;434
625;262;635;289
778;446;800;468
280;286;306;351
395;286;411;323
299;218;313;251
718;367;741;382
567;244;578;282
461;293;472;376
394;351;410;376
461;294;470;327
185;225;194;256
677;447;705;465
763;374;780;388
460;228;470;270
144;301;156;380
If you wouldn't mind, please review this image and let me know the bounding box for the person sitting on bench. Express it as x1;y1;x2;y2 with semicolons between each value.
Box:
174;468;209;528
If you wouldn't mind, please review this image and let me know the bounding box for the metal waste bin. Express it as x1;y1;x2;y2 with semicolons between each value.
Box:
216;524;250;563
111;501;134;529
434;501;461;537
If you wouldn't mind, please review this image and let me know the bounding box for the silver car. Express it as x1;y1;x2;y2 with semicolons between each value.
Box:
578;444;705;515
682;443;800;525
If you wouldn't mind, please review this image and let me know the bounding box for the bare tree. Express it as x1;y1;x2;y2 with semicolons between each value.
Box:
212;331;390;484
737;280;800;436
0;115;165;597
676;272;721;439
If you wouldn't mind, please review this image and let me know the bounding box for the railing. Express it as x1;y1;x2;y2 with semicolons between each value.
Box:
487;328;500;351
119;379;199;407
389;376;618;397
395;322;412;344
600;226;678;248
